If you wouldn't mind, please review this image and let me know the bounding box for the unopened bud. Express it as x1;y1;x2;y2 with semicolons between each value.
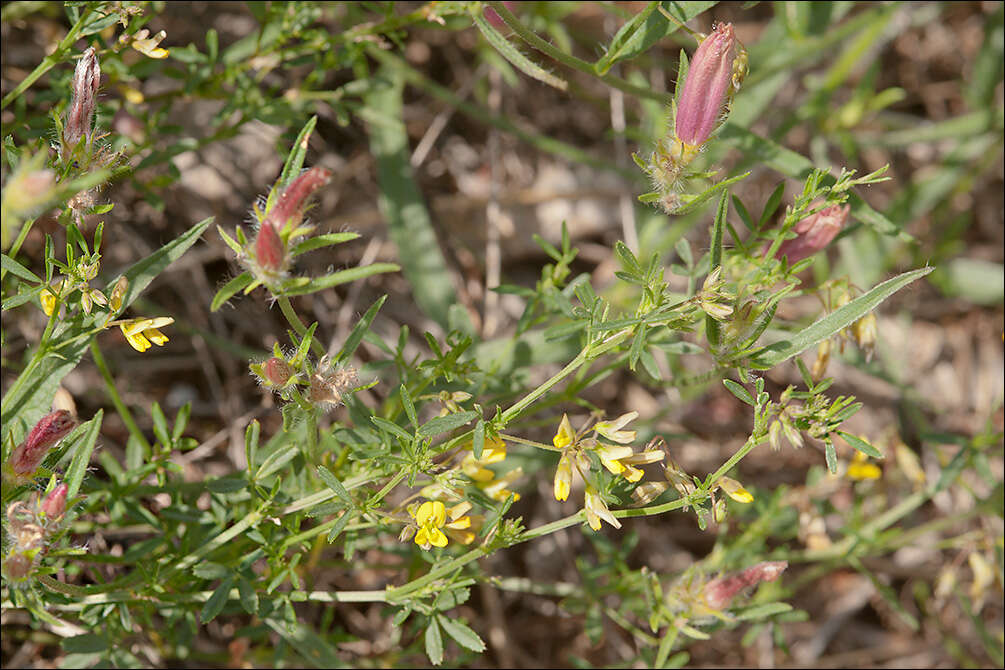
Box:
675;23;737;148
263;357;293;387
3;552;35;582
63;47;101;158
774;202;850;264
40;483;69;520
703;560;788;610
264;167;332;231
8;410;77;480
254;221;286;274
851;312;877;361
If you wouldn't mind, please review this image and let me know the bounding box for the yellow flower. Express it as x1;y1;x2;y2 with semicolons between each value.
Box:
481;466;523;502
584;485;621;531
553;414;575;449
553;452;573;501
119;317;174;352
40;287;58;316
411;500;473;550
717;475;754;503
595;443;634;476
594;411;638;444
131;29;169;59
847;451;881;480
461;438;507;482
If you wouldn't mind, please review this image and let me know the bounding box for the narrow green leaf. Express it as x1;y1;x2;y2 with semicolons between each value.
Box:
595;1;717;75
418;411;479;438
425;617;444;666
439;617;486;653
751;267;933;368
836;431;883;459
292;232;361;256
400;385;417;428
2;253;41;282
824;440;838;474
2;289;39;311
211;272;253;311
723;379;754;406
61;633;108;654
245;420;260;473
264;617;346;669
201;576;234;623
64;410;102;500
326;509;352;543
334;295;386;366
279;116;317;188
237;577;259;614
317;466;353;506
282;263;400;297
734;602;793;621
472;420;485;460
473;12;567;91
371;416;413;442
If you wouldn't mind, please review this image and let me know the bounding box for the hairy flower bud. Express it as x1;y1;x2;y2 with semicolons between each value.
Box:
263;357;293;387
63;47;101;158
254;220;286;273
774;202;850;263
8;410;77;480
40;483;69;520
703;561;788;610
264;167;333;231
675;23;737;148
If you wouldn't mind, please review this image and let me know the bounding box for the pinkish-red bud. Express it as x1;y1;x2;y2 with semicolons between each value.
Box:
774;202;850;263
264;167;332;231
675;23;736;147
484;2;517;30
63;47;101;158
703;560;788;610
255;220;286;273
9;410;77;478
40;483;69;520
263;357;293;386
3;552;34;582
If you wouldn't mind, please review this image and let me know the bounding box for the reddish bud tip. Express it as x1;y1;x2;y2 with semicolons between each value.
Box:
774;202;850;263
703;560;788;610
484;1;517;30
675;23;736;147
254;220;286;273
10;410;77;478
63;47;101;157
40;483;69;520
263;357;293;387
264;167;333;231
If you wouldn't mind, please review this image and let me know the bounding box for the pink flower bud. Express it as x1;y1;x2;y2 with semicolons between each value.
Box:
254;220;286;273
703;560;788;610
263;357;293;387
774;202;850;263
264;167;332;231
63;47;101;158
675;23;736;147
3;552;34;582
40;483;69;520
9;410;77;479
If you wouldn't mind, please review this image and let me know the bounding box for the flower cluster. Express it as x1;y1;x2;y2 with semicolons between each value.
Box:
551;412;664;531
4;410;78;484
2;482;72;584
251;347;359;413
639;22;748;213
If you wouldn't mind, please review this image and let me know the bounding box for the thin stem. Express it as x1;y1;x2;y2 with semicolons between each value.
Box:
90;340;151;452
486;1;669;104
277;294;325;358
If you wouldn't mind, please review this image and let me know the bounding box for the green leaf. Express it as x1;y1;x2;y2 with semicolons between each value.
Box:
723;379;754;406
400;384;418;427
734;602;794;621
2;289;39;311
371;416;413;442
750;267;933;368
472;420;485;460
61;633;108;654
237;577;259;614
201;576;234;623
418;411;479;438
291;232;361;256
317;466;353;506
439;617;486;653
211;272;253;311
836;431;883;459
473;11;567;91
824;439;838;474
594;1;718;75
334;295;386;365
278;116;317;190
425;617;444;666
363;64;457;329
282;263;399;297
64;409;101;499
1;218;211;438
2;253;41;282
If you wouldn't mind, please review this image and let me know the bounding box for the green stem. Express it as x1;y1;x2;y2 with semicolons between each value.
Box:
0;7;94;110
0;305;59;419
486;1;668;104
706;435;763;486
90;340;151;452
277;294;325;358
1;217;37;275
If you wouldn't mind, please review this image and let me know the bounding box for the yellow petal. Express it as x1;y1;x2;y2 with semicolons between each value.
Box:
145;328;169;346
427;527;448;548
553;414;575;449
553;453;572;501
123;328;151;352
